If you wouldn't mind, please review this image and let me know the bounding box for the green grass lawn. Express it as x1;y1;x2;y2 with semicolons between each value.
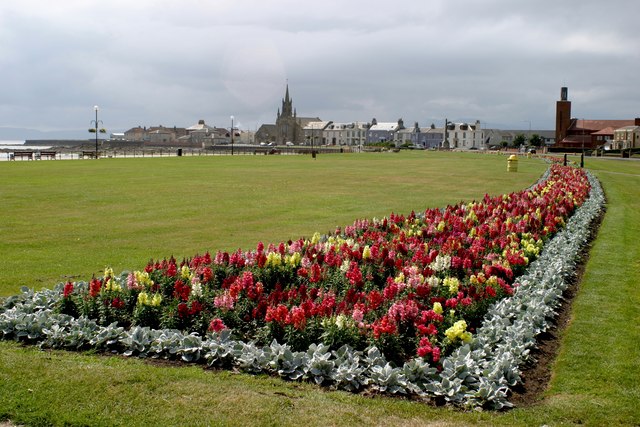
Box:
1;152;638;426
0;151;545;296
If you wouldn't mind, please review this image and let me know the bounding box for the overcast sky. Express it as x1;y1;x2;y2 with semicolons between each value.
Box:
1;0;639;138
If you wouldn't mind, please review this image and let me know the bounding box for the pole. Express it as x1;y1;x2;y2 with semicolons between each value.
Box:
444;118;448;149
95;106;99;159
231;116;234;156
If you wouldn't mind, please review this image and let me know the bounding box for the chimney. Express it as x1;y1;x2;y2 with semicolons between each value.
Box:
561;87;568;101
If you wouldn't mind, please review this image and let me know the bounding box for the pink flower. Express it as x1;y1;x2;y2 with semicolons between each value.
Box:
214;291;235;310
352;305;364;322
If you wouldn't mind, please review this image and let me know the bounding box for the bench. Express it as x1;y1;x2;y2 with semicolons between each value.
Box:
12;151;34;160
81;151;100;159
38;151;57;160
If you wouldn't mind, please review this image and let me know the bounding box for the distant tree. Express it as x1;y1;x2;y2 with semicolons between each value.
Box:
528;134;543;147
513;134;526;147
500;140;509;149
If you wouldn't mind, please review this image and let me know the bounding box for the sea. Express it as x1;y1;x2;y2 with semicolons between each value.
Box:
0;140;53;160
0;140;53;150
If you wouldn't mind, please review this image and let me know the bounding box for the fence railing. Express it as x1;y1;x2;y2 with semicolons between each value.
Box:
1;145;358;161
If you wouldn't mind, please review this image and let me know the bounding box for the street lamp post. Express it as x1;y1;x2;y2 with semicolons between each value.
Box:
89;105;105;159
523;120;531;146
443;118;449;149
230;115;234;156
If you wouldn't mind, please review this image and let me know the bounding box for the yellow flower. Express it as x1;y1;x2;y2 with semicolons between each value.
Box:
137;292;150;306
266;252;282;268
104;267;114;280
443;276;460;294
310;232;321;245
433;302;443;315
181;265;191;279
285;252;301;267
105;278;122;292
134;271;153;287
151;293;162;307
445;320;472;343
362;245;371;260
487;275;498;287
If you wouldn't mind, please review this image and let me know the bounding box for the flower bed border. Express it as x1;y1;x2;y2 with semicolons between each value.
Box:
0;169;605;409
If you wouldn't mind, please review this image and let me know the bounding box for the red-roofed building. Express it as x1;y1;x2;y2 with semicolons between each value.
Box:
553;87;640;151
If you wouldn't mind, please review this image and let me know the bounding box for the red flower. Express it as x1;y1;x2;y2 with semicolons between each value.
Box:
111;297;125;309
166;262;178;277
177;302;190;318
288;306;307;330
372;315;397;339
89;278;102;298
208;318;226;332
190;300;203;315
345;261;364;287
367;290;384;310
63;282;74;298
202;267;213;284
173;280;191;301
309;263;322;283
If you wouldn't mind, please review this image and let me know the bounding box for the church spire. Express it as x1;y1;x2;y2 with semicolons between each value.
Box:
281;83;293;118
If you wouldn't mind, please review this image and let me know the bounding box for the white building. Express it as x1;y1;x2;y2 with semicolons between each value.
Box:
444;120;485;149
324;122;370;146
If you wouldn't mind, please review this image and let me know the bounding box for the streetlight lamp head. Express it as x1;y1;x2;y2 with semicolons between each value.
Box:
94;105;99;111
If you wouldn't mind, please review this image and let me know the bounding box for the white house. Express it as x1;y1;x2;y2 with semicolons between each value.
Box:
324;122;369;146
444;120;485;149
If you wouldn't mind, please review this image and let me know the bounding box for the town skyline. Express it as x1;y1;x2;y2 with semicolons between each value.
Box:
1;1;639;140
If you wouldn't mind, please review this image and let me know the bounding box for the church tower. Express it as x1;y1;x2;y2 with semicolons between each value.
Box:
555;87;571;144
276;84;297;143
281;84;293;118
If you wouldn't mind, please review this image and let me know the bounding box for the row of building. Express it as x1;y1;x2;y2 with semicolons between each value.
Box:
112;85;638;152
112;120;248;146
248;85;553;149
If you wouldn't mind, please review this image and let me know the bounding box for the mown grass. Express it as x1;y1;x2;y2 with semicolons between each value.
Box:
0;151;544;296
0;152;638;426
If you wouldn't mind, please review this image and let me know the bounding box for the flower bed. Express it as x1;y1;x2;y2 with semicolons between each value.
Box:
0;164;604;409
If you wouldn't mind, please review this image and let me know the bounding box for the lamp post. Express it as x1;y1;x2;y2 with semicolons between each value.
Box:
230;115;234;155
580;119;585;168
523;120;531;147
443;118;449;149
89;105;105;159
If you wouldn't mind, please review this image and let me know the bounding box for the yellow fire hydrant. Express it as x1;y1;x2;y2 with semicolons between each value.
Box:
507;154;518;172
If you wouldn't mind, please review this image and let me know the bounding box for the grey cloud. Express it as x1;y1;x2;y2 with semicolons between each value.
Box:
0;0;638;136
